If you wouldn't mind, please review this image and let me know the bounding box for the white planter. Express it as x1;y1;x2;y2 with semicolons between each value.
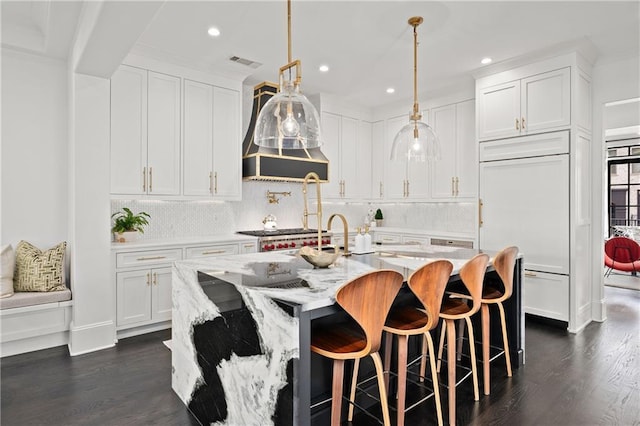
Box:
114;231;139;243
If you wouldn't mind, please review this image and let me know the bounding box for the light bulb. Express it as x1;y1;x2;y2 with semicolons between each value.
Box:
412;138;421;151
281;113;300;137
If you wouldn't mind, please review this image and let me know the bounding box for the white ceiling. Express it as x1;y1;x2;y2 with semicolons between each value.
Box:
2;1;639;108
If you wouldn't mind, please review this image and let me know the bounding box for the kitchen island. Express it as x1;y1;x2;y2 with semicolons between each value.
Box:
171;245;523;426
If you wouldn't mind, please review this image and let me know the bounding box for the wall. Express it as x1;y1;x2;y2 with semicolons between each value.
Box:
591;53;640;322
1;48;69;262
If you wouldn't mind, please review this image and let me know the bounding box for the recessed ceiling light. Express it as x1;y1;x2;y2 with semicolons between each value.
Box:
319;65;329;72
386;88;395;94
208;27;221;37
481;57;492;65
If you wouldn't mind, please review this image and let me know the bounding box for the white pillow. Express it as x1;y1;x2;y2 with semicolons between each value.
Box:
1;244;15;298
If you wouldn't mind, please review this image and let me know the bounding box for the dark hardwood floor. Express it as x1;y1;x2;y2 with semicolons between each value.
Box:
2;286;639;426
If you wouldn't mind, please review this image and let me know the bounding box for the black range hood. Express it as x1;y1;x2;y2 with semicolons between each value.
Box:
242;82;329;182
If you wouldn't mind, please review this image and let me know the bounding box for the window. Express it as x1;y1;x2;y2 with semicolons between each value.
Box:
607;143;640;235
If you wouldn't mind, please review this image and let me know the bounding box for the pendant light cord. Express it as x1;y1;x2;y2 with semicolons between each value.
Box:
287;0;292;64
412;22;419;118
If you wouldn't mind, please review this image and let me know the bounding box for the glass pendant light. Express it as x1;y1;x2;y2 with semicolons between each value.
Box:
254;0;322;150
390;17;440;162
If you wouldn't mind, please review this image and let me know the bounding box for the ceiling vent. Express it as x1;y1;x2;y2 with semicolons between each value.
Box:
229;55;262;69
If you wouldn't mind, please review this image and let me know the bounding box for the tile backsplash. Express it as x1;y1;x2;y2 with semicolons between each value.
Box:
111;181;476;240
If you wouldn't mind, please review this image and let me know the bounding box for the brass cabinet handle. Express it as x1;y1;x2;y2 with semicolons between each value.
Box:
149;167;153;192
201;249;226;255
153;272;157;285
146;272;151;285
406;180;409;197
525;271;537;277
209;171;213;194
143;167;147;192
379;182;383;198
521;117;525;129
214;172;218;194
455;177;459;196
515;118;520;130
243;244;254;248
136;256;167;261
451;177;455;196
479;198;484;227
382;237;395;242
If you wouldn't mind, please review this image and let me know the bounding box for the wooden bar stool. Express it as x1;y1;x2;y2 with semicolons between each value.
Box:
384;260;452;426
480;246;518;395
311;269;404;426
436;253;488;426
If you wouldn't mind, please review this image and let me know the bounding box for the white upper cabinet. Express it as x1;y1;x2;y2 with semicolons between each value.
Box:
147;71;181;195
183;80;241;199
431;100;477;199
110;65;181;196
110;66;148;195
321;111;371;200
478;67;570;141
370;121;385;199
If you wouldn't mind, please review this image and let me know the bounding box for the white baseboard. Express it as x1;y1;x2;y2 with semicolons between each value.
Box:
68;320;116;356
116;321;171;340
0;331;69;358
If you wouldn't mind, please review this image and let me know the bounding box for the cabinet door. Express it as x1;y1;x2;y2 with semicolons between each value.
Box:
151;267;172;322
455;100;477;198
479;154;569;275
431;104;457;199
240;241;258;253
110;66;147;195
147;71;181;195
523;270;569;321
321;112;342;198
384;115;408;199
478;79;520;141
521;67;570;135
116;270;152;327
212;86;241;198
356;121;373;200
340;116;358;199
371;121;385;199
183;80;214;196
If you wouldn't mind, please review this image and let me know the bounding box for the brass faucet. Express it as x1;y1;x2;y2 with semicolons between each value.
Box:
302;172;323;253
327;213;350;256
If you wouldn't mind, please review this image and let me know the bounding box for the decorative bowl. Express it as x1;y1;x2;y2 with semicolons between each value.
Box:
299;246;341;268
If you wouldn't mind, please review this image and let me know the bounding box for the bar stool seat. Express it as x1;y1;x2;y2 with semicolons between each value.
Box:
311;269;404;426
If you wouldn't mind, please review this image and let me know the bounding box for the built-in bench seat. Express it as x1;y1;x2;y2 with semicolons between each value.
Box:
0;290;72;357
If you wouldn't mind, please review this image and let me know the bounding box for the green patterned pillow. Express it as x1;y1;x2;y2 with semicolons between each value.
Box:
14;241;67;292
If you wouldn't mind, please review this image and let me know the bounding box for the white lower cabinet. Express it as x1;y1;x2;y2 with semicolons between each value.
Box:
114;239;257;335
523;270;569;321
116;266;172;327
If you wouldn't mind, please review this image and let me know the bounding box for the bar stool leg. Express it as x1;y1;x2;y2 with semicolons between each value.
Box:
456;318;466;362
446;318;456;426
396;335;408;426
419;332;428;382
331;359;345;426
464;316;480;401
437;320;447;373
371;352;392;426
348;358;359;421
383;332;393;393
481;303;491;395
425;332;444;426
498;302;513;377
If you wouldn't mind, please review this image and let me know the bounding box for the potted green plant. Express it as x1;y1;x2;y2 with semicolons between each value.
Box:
111;207;150;243
374;208;384;227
